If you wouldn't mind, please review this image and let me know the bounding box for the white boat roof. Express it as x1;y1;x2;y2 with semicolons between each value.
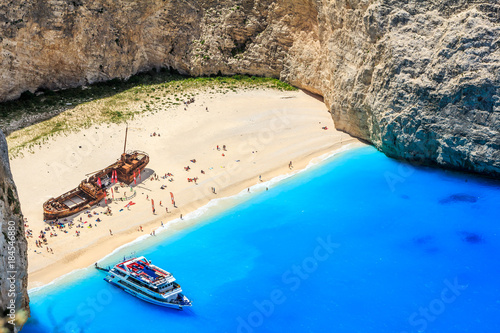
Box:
115;256;174;285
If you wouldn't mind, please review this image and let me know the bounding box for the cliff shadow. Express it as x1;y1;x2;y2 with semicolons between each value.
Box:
0;68;184;136
300;88;324;103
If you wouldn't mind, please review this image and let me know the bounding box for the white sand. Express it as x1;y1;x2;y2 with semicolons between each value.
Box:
8;89;364;289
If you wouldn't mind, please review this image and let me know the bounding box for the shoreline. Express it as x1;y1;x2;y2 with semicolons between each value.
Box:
7;88;366;290
27;139;363;290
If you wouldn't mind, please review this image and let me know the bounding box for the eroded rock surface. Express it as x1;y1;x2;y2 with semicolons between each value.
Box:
0;129;28;332
0;0;498;177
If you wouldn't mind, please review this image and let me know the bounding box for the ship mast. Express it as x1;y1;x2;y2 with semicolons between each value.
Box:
123;123;128;154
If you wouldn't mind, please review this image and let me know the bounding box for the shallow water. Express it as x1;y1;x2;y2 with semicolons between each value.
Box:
23;146;500;333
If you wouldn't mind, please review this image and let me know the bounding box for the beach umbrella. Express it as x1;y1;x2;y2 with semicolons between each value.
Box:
170;192;174;204
97;177;102;187
111;188;114;199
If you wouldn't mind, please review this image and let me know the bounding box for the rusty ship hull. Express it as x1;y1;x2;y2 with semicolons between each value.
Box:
43;150;149;220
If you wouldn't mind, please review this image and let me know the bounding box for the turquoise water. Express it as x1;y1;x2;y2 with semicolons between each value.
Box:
23;146;500;333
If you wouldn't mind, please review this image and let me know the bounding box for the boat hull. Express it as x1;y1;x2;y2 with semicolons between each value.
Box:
43;191;106;220
106;279;189;310
43;150;148;220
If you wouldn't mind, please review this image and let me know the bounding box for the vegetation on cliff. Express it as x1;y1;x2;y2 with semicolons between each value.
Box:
4;72;296;157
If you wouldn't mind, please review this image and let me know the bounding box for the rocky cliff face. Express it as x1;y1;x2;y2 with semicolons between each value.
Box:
0;0;498;178
313;0;500;177
0;130;29;332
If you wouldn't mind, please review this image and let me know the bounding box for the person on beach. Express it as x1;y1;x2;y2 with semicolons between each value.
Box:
109;229;113;236
289;161;293;169
140;226;143;232
259;175;262;182
180;214;183;220
248;188;250;192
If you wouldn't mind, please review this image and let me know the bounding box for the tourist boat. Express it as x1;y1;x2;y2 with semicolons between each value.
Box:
42;126;149;220
99;256;192;309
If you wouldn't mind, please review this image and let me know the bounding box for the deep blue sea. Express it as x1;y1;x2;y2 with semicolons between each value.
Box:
23;146;500;333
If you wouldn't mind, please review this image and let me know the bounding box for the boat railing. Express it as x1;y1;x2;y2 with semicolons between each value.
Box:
109;190;136;202
126;149;149;157
161;286;182;298
167;294;190;305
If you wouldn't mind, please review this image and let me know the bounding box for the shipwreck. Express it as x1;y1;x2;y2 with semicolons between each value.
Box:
43;126;149;220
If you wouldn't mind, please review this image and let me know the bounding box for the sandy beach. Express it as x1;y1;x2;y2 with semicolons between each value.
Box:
8;88;364;289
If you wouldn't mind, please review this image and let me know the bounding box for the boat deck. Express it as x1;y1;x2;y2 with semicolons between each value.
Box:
62;193;87;208
118;258;171;285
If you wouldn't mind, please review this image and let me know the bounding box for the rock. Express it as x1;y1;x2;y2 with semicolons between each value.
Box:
0;0;498;178
0;129;29;332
